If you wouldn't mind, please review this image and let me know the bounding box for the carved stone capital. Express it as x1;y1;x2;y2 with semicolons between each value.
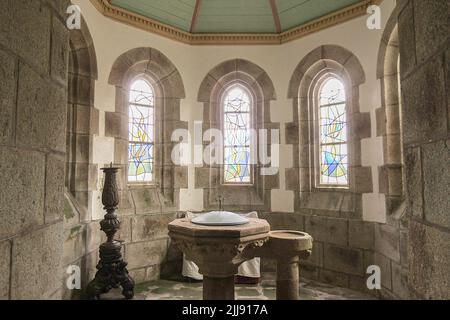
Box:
168;218;270;278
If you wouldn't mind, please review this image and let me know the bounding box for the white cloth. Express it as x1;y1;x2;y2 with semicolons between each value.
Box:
182;211;261;280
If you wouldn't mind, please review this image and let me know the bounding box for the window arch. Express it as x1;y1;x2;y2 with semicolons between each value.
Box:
108;47;187;215
66;15;98;215
316;76;348;187
222;84;253;184
287;45;371;216
197;59;278;212
128;78;155;183
377;21;405;214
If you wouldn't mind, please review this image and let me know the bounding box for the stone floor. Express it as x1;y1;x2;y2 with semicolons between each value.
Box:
113;278;376;300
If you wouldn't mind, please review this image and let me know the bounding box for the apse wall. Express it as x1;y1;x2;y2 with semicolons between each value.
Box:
75;0;395;220
71;0;405;297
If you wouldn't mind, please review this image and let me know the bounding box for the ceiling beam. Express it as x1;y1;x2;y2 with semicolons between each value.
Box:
190;0;202;33
269;0;282;33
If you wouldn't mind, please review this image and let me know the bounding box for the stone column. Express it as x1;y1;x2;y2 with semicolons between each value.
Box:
276;257;300;300
203;276;235;300
260;230;313;300
196;258;242;300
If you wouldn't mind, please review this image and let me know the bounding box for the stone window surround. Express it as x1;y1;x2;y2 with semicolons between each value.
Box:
106;47;188;213
104;48;188;283
376;11;405;217
196;59;279;213
286;45;373;218
63;14;106;299
66;16;99;221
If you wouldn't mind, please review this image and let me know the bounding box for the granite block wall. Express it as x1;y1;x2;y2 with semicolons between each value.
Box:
397;0;450;299
0;0;71;299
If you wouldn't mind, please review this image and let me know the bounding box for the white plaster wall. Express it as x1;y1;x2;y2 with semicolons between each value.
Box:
73;0;395;221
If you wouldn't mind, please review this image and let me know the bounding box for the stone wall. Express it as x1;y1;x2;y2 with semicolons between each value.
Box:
0;0;70;299
397;0;450;299
61;15;101;299
368;3;409;300
270;45;377;294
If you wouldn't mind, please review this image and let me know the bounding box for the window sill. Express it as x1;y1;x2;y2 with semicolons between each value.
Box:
221;183;254;187
127;183;159;190
312;186;351;193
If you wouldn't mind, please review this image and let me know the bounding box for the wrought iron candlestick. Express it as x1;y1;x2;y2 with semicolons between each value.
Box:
86;165;135;300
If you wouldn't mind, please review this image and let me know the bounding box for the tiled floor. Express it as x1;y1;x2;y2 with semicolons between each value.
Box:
120;278;376;300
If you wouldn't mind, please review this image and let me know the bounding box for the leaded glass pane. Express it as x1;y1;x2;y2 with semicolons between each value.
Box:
130;79;154;106
128;79;154;183
224;87;250;112
129;104;154;124
224;111;250;147
320;104;347;144
128;144;153;182
224;147;251;183
129;105;154;143
129;123;154;143
224;129;250;147
223;86;252;184
224;113;250;131
318;77;348;186
320;144;348;185
320;78;346;106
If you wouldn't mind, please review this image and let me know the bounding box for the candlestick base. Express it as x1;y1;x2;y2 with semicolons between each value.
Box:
85;166;134;300
86;241;135;300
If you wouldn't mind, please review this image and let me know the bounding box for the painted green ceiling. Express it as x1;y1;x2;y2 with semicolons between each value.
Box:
111;0;197;31
111;0;364;34
196;0;276;33
278;0;363;31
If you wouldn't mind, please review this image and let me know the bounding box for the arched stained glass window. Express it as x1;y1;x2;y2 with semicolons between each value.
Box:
128;79;154;183
223;85;252;184
318;77;348;186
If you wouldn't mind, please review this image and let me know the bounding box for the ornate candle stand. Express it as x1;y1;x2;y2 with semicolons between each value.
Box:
86;166;135;300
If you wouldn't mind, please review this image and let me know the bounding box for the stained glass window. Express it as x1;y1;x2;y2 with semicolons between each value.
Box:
318;77;348;186
128;79;154;182
223;85;252;184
